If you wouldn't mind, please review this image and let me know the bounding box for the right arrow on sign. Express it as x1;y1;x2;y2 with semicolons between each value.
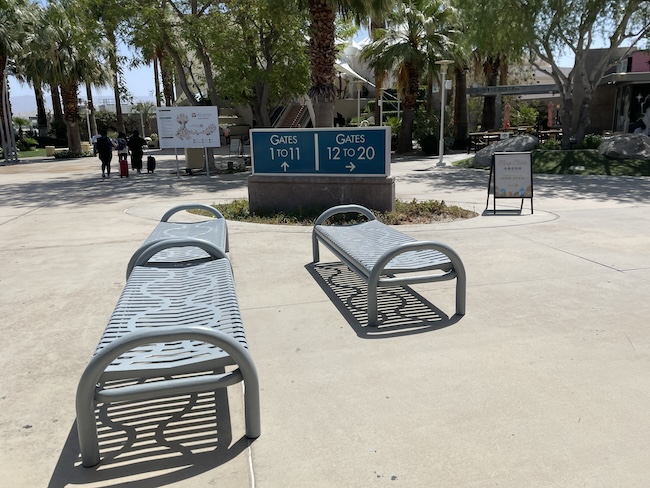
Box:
346;162;356;172
281;162;289;172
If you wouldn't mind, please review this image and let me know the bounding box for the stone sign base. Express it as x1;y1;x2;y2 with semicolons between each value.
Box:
248;175;395;213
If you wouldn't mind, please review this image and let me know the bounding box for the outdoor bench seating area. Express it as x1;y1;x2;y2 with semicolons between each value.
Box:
75;206;259;468
312;204;466;326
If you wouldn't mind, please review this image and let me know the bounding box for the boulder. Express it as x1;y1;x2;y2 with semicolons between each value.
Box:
598;133;650;160
473;135;539;168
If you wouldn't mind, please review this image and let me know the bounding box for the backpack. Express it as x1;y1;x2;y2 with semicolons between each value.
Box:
116;138;127;151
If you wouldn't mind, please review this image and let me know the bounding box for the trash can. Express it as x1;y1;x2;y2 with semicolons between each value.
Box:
45;146;56;156
81;142;91;153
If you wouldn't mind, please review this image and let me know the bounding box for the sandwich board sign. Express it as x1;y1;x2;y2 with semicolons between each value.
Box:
486;152;534;214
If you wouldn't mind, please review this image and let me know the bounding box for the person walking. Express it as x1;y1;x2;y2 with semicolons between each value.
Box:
116;131;128;165
127;130;147;174
96;129;113;179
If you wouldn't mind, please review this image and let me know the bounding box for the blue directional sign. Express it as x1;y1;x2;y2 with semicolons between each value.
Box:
251;127;390;176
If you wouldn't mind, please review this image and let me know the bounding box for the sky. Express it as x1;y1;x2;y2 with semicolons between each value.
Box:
9;28;577;116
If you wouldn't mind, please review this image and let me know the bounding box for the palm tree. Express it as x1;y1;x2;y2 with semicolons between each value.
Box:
46;3;101;153
14;4;56;137
1;0;35;161
362;0;457;152
304;0;392;127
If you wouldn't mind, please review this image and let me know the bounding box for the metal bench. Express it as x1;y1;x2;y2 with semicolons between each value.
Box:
76;239;260;467
312;204;466;326
127;203;228;277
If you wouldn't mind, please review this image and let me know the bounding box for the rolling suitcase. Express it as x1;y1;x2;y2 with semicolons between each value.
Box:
147;155;156;173
119;158;129;178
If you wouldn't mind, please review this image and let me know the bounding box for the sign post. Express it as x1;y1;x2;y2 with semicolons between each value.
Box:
486;152;534;214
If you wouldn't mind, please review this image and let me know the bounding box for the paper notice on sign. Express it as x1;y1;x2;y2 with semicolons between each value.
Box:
156;106;221;149
494;152;533;198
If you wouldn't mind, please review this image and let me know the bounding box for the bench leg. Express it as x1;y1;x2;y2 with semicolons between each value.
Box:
367;280;379;326
312;234;320;263
456;267;467;316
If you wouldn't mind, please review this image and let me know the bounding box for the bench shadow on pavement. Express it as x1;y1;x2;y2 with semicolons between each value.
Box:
306;262;461;338
48;383;249;488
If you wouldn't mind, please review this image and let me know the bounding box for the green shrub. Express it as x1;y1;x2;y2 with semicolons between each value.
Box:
414;107;440;156
542;139;562;150
17;136;38;151
385;115;401;150
510;103;540;127
576;133;603;150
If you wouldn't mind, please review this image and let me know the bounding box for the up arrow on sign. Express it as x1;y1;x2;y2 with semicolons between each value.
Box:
346;162;356;172
281;162;289;172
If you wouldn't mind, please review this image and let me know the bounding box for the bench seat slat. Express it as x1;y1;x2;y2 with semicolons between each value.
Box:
315;220;453;275
98;259;247;380
143;219;228;263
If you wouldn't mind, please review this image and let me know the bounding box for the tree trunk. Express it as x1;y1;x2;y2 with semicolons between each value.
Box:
481;56;499;130
158;50;175;106
106;31;124;132
60;81;82;153
397;63;419;153
34;84;48;137
452;67;468;149
51;85;64;124
308;0;337;127
253;80;272;127
164;39;199;106
153;56;162;107
85;83;97;137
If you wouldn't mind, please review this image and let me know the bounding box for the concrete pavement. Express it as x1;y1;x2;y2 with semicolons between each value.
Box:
1;149;650;487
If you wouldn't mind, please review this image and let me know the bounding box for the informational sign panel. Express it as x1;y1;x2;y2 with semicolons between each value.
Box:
486;152;534;214
156;106;221;149
251;127;390;176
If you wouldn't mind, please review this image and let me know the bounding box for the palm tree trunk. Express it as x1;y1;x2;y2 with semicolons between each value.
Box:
34;84;48;137
307;0;337;127
51;85;64;124
452;67;468;149
158;48;175;106
85;83;97;136
60;81;82;153
398;63;419;153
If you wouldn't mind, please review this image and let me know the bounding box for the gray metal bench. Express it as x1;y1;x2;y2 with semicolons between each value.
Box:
76;239;260;467
127;203;228;277
312;204;466;326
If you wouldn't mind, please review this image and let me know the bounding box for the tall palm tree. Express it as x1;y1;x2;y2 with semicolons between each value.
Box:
362;0;457;152
15;4;58;137
304;0;392;127
1;0;34;161
46;3;100;153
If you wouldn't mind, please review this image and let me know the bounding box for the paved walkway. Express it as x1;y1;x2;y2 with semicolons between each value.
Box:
1;149;650;487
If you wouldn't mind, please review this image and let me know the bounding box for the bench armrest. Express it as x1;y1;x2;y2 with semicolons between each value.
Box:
161;203;224;222
126;238;229;279
369;240;466;283
314;204;377;226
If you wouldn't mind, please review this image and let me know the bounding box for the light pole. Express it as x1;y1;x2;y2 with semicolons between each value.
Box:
435;60;453;166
